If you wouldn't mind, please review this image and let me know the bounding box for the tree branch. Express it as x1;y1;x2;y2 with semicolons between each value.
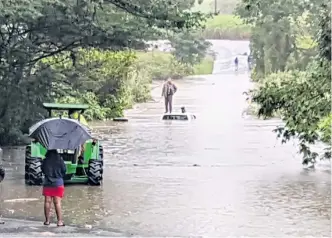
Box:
28;41;79;65
102;0;166;20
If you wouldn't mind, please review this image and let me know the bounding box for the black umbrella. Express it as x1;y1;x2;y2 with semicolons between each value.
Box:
29;118;92;150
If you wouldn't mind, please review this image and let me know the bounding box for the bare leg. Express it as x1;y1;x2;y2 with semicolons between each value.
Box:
164;97;169;113
44;196;52;224
168;95;173;113
53;197;64;226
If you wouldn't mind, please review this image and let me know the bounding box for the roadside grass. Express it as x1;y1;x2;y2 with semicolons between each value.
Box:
136;51;214;79
201;14;251;40
192;0;241;14
193;56;214;75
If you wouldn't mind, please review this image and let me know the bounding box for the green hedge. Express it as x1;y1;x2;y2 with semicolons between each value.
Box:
201;15;251;40
136;51;214;78
43;49;144;119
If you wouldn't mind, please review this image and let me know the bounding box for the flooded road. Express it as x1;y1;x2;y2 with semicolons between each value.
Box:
0;40;330;237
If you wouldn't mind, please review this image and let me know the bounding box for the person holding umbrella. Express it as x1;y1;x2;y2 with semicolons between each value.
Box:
29;117;93;226
41;150;66;226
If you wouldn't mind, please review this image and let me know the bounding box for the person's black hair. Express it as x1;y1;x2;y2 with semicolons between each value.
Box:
45;150;61;160
46;149;58;155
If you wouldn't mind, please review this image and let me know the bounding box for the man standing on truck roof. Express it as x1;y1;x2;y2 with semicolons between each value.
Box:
161;77;177;114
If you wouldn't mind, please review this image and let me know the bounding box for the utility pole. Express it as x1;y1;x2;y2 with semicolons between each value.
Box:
214;0;217;15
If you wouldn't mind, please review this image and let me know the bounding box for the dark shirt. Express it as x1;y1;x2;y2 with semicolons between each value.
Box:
162;82;177;97
41;151;66;187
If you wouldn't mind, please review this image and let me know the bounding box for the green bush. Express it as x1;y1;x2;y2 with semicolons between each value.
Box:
236;0;331;165
192;0;250;39
136;51;191;80
251;60;331;163
169;31;212;66
318;114;332;145
44;49;150;120
55;93;109;121
136;51;214;79
201;15;251;40
193;56;214;74
192;0;241;14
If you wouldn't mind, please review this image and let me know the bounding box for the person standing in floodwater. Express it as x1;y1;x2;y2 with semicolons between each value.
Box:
247;55;252;70
234;57;239;71
41;150;66;226
161;77;177;113
0;166;5;224
0;166;5;184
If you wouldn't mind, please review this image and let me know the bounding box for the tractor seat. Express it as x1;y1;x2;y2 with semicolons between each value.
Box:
59;149;78;164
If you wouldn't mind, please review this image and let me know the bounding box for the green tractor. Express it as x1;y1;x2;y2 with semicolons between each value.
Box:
25;103;104;186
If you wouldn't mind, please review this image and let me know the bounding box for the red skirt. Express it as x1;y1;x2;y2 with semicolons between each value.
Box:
42;186;65;198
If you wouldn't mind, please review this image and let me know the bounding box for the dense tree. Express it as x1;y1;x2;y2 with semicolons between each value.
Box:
0;0;208;145
236;0;331;165
169;30;211;66
236;0;313;76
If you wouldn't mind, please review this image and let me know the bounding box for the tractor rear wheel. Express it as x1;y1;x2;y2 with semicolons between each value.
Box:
25;157;43;186
87;159;103;186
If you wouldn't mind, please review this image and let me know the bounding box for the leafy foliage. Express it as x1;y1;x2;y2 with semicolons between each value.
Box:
251;61;331;163
192;0;241;14
170;31;211;66
200;14;251;40
136;51;192;80
237;0;331;164
318;114;332;145
44;49;146;119
0;0;209;145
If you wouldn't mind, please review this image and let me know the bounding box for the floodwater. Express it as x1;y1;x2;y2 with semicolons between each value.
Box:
0;40;330;237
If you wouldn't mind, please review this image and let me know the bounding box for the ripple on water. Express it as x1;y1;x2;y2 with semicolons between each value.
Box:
0;40;330;237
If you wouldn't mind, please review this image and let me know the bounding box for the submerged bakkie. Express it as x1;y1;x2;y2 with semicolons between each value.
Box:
25;103;103;186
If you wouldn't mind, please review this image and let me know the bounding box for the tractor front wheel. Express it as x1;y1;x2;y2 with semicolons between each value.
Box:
87;159;103;186
25;157;43;186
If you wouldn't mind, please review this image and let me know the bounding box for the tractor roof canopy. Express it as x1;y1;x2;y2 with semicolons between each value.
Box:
43;103;89;111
